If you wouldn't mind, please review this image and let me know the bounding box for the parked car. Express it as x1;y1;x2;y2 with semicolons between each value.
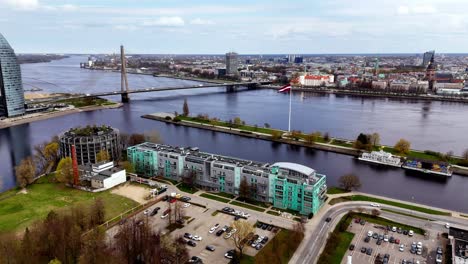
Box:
408;230;414;236
184;233;193;239
261;236;269;244
150;207;160;216
437;247;443;254
261;224;268;230
209;224;220;233
325;217;332;222
399;244;405;252
366;248;373;255
384;235;389;242
354;218;361;223
376;239;382;245
349;244;355;251
206;245;215;252
255;244;263;250
364;237;371;243
187;240;197;247
436;253;443;263
143;209;149;215
267;225;273;231
361;247;367;253
234;215;241;220
372;233;378;239
360;220;366;225
183;203;191;208
256;222;263;228
392;226;397;232
216;230;224;236
367;231;374;237
403;230;408;235
192;235;202;241
224;250;235;259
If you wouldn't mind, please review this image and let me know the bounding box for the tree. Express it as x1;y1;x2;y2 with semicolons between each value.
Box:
323;132;330;142
338;174;362;191
463;149;468;161
370;132;380;147
291;222;305;245
90;198;106;227
56;157;74;185
394;138;411;154
264;123;270;128
121;161;135;174
230;220;254;258
371;209;381;217
96;149;110;162
304;132;317;144
233;117;242;126
182;170;197;189
144;130;162;144
182;98;189;116
271;130;283;140
290;130;302;141
354;133;372;150
238;177;251;200
15;156;36;188
128;133;145;146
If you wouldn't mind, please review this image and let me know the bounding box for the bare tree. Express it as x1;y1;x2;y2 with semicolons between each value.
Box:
371;209;381;217
338;174;362;191
182;98;189;116
90;198;106;227
144;130;162;144
370;132;380;147
230;220;254;258
15;156;36;188
463;149;468;161
238;176;251;200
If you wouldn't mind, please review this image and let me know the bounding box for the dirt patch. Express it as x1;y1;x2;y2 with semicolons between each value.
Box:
111;183;149;204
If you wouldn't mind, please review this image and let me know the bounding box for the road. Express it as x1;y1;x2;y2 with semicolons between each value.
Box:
291;201;468;264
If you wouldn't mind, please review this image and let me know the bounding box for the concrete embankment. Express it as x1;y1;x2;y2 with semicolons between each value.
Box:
142;114;360;157
260;86;468;104
0;103;123;129
142;113;468;177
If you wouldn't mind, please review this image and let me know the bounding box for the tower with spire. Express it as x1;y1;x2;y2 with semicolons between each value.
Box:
425;55;436;91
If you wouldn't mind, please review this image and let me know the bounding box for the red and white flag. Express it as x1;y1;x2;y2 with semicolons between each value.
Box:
278;84;291;93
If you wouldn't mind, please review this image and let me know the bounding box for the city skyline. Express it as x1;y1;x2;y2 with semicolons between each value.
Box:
2;0;468;54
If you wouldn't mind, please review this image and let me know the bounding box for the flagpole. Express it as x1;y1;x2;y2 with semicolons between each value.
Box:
288;85;292;132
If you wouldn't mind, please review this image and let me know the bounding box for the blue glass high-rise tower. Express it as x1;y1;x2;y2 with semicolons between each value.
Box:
0;33;25;117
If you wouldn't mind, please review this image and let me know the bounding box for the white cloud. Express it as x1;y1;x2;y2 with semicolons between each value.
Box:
142;16;185;27
1;0;39;10
397;5;437;15
114;25;138;31
190;18;214;25
60;4;78;12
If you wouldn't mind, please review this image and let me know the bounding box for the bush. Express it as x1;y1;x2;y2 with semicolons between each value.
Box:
173;116;181;122
165;116;172;120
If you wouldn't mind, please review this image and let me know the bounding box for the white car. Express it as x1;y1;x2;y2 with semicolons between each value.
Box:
408;230;414;236
183;203;191;208
417;242;422;249
192;235;202;241
370;203;380;207
392;226;397;232
230;228;237;234
367;231;373;237
209;224;220;233
445;223;451;229
224;233;232;239
161;213;169;219
143;209;149;215
399;244;405;252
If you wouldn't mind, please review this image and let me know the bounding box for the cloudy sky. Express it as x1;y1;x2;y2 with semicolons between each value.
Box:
1;0;468;54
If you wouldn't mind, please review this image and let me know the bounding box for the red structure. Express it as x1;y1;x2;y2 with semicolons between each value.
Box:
71;145;79;186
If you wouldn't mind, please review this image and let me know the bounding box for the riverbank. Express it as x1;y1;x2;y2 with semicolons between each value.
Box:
260;85;468;104
0;102;122;129
142;113;468;177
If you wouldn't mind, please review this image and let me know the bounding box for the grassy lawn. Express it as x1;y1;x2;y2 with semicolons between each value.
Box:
200;193;230;203
57;97;115;108
329;195;450;216
271;206;301;216
266;210;281;216
176;183;198;194
240;255;255;264
255;229;303;263
318;213;355;264
179;116;280;135
235;197;269;208
229;201;265;212
351;212;425;235
327;187;349;195
0;183;138;232
382;208;434;221
208;192;236;199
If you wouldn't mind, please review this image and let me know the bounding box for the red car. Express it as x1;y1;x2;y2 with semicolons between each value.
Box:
395;239;400;244
354;218;361;223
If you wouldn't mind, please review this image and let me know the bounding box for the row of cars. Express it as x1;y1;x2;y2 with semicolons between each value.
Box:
255;221;278;232
221;207;250;220
208;223;237;238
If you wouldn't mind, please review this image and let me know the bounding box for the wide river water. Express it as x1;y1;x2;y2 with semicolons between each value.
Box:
1;56;467;212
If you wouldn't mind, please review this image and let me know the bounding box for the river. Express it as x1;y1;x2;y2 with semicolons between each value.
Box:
1;55;467;212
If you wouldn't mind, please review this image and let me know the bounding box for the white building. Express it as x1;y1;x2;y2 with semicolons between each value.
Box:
435;82;464;95
80;161;126;190
371;81;387;89
299;74;334;87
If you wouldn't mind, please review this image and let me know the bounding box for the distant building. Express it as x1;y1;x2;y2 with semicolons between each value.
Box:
127;143;327;215
225;52;239;75
426;56;436;91
422;50;435;68
294;56;304;64
299;74;334;87
371;81;387;89
59;125;121;165
216;68;226;77
0;33;25;117
80;161;126;190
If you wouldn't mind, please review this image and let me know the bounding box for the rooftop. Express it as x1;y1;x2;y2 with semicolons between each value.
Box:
272;162;315;176
65;125;116;137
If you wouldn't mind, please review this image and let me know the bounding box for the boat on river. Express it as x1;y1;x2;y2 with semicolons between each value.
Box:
402;158;453;177
358;150;403;167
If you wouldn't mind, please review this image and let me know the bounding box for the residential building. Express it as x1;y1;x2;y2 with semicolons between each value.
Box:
299;74;335;87
59;125;121;165
80;161;126;190
226;52;239;75
127;143;327;215
371;81;387;90
0;33;25;117
449;227;468;264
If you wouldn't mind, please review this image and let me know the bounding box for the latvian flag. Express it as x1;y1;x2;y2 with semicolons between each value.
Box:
278;84;291;93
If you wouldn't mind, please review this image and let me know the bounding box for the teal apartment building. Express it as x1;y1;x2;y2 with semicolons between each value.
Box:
127;142;327;215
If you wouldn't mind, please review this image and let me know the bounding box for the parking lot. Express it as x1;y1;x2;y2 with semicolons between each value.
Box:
130;199;279;264
343;218;445;264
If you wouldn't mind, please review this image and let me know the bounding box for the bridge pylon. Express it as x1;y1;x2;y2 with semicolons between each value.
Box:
120;45;130;103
